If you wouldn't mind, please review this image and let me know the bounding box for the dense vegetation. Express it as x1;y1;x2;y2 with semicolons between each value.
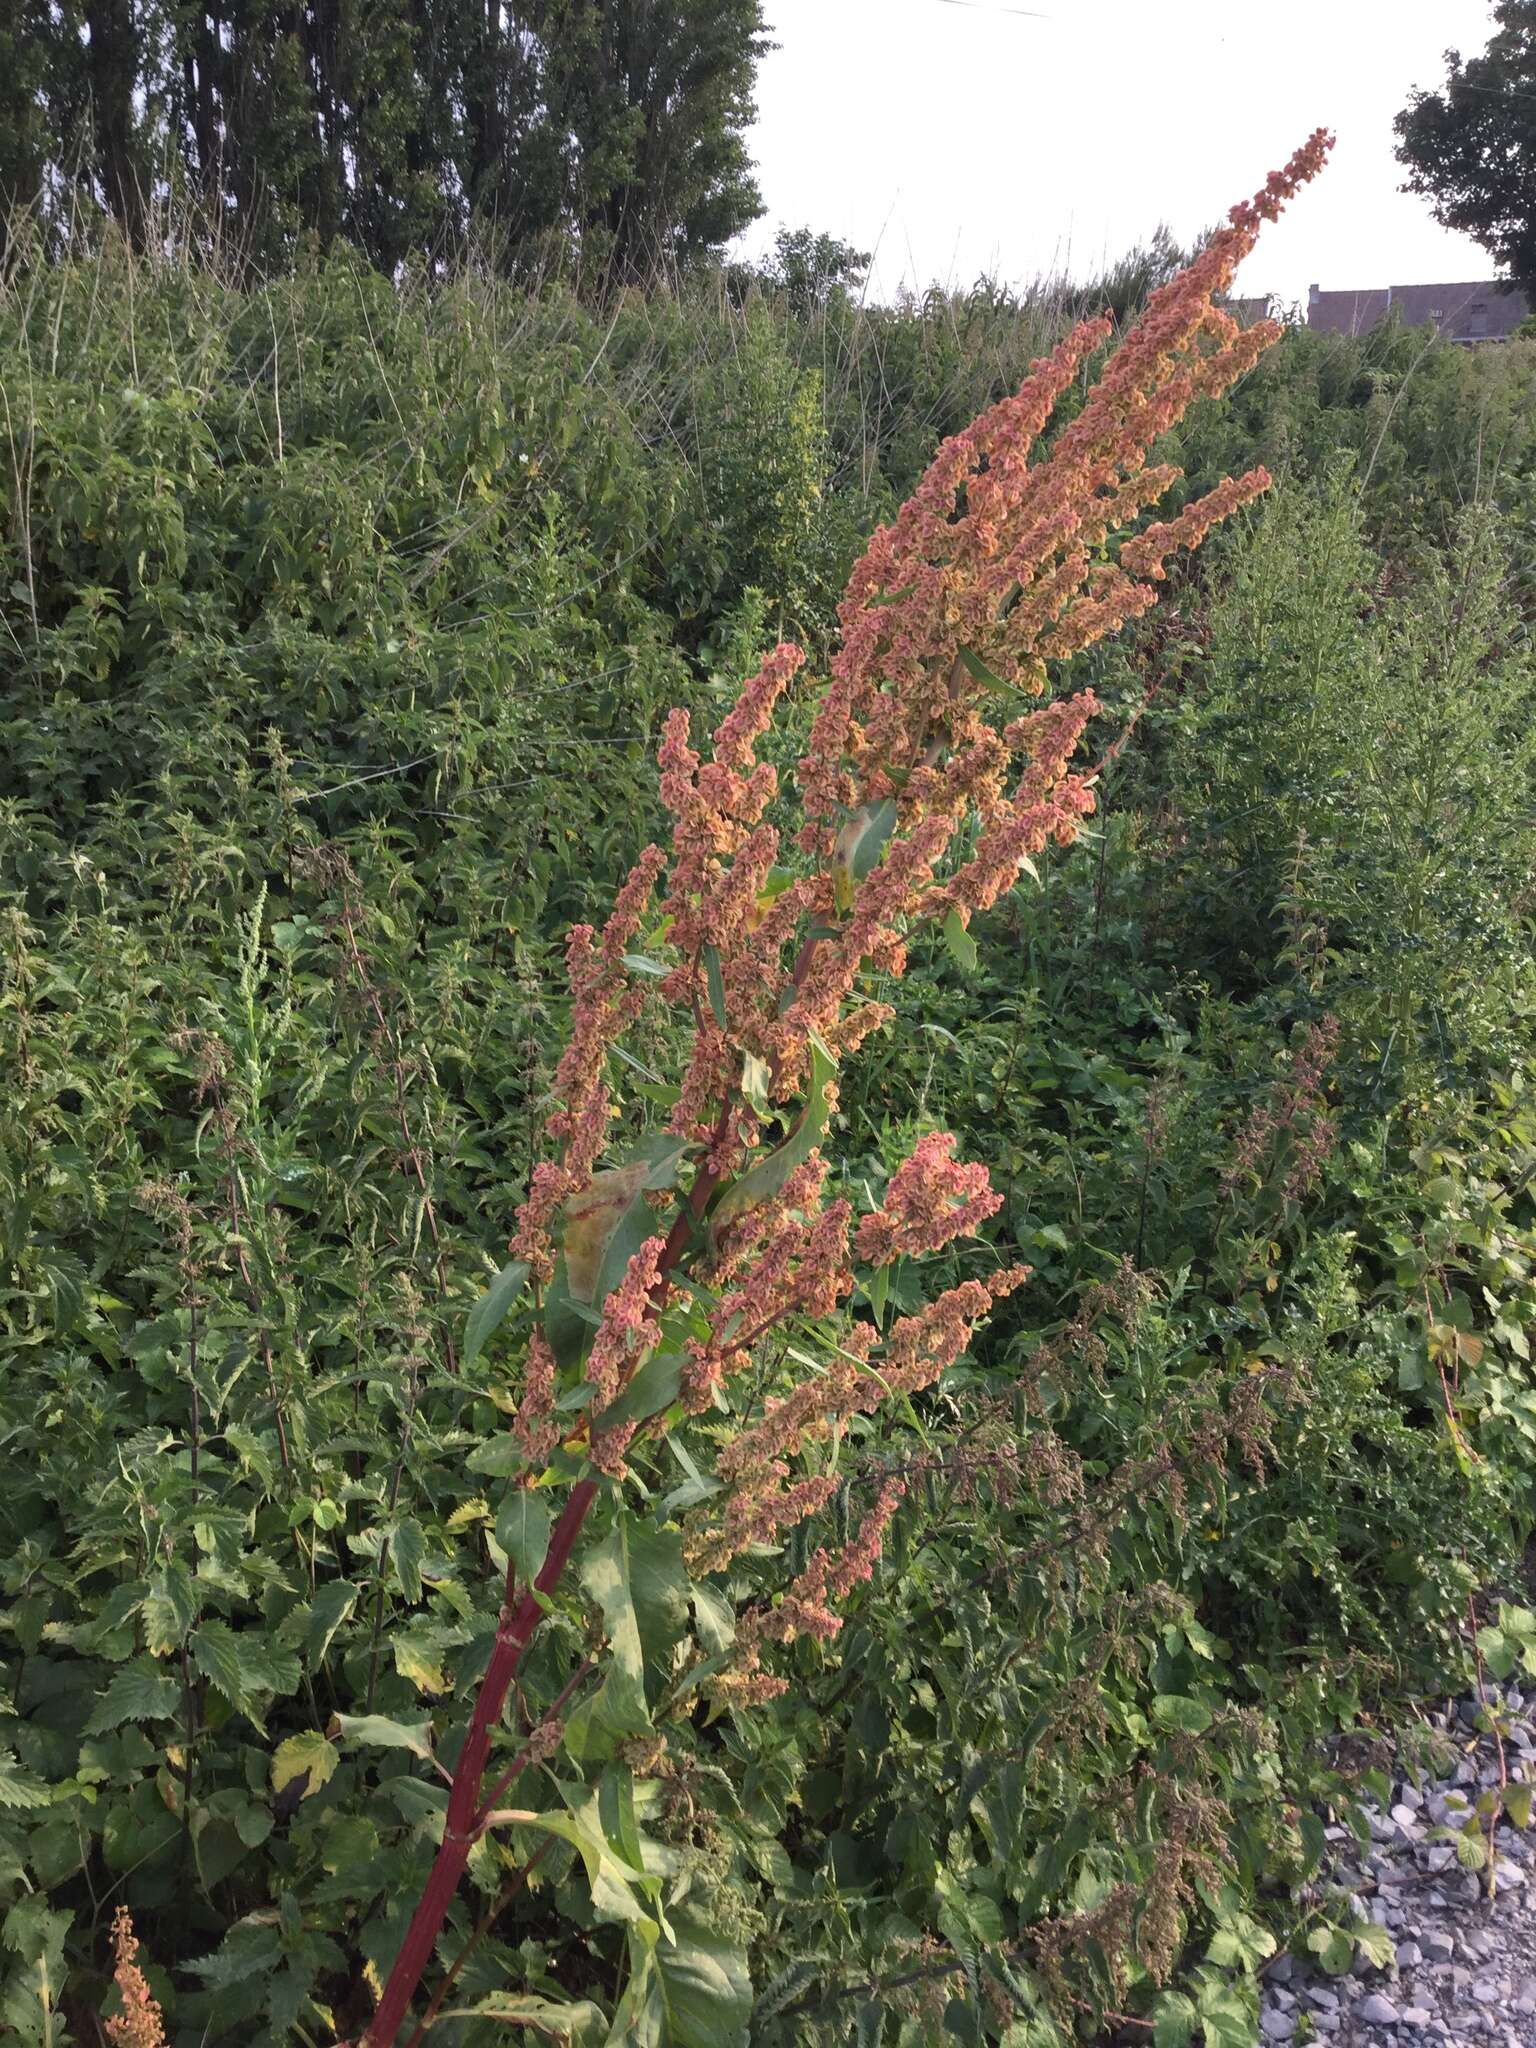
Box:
2;220;1536;2048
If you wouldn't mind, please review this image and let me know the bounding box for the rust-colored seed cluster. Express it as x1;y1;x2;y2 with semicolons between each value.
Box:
105;1908;168;2048
507;134;1333;1693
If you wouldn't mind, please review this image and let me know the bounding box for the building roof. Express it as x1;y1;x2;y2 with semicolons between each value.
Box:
1306;280;1529;343
1221;294;1276;326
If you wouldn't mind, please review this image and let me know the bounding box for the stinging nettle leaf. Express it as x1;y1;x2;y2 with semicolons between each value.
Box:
304;1579;358;1666
85;1658;183;1735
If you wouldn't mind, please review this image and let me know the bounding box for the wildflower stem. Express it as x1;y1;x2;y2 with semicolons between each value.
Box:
361;1478;597;2048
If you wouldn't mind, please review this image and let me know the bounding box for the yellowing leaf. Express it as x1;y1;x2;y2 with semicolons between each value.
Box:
561;1163;654;1301
271;1730;338;1802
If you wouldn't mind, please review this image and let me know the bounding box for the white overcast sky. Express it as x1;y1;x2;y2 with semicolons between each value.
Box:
739;0;1502;312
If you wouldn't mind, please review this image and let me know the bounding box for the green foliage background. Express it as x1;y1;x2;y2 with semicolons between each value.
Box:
3;235;1536;2043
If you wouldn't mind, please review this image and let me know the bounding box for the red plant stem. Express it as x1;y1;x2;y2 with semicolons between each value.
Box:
368;857;840;2041
362;1478;598;2048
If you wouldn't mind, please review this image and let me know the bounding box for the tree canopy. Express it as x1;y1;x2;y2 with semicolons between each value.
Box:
1394;0;1536;298
0;0;769;278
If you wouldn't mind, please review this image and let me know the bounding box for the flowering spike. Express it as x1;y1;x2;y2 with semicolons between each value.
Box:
501;129;1330;1669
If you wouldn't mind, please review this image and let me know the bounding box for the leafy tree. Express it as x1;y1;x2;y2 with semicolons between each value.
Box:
1394;1;1536;297
3;0;768;276
536;0;770;279
761;224;871;311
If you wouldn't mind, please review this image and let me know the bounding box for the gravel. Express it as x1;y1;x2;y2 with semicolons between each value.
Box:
1258;1685;1536;2046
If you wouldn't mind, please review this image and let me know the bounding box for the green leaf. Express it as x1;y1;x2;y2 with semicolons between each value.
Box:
391;1516;426;1603
0;1750;50;1811
1306;1924;1353;1975
467;1434;533;1478
271;1730;338;1803
141;1560;198;1655
1151;1694;1212;1735
711;1035;837;1234
1195;1982;1256;2048
1354;1922;1395;1967
1205;1911;1275;1970
702;943;728;1030
331;1713;435;1761
85;1657;182;1734
650;1906;752;2048
497;1489;552;1585
566;1517;654;1759
593;1351;683;1438
1152;1992;1198;2048
391;1620;467;1695
832;798;898;914
305;1579;358;1666
942;908;979;974
494;1787;656;1928
0;1900;70;2042
691;1582;734;1655
192;1620;253;1716
740;1052;772;1119
443;1994;605;2038
600;1762;646;1874
547;1141;687;1370
956;644;1009;689
464;1259;529;1369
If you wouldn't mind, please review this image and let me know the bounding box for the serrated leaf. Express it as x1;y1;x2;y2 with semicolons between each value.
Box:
1151;1991;1198;2048
463;1259;529;1369
237;1638;301;1699
305;1579;358;1665
390;1516;426;1603
191;1620;250;1713
84;1657;182;1734
1353;1921;1396;1967
0;1750;51;1811
467;1434;531;1477
392;1622;463;1695
141;1561;198;1654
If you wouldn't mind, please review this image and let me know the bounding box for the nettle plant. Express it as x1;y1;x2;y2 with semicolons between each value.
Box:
358;137;1332;2046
